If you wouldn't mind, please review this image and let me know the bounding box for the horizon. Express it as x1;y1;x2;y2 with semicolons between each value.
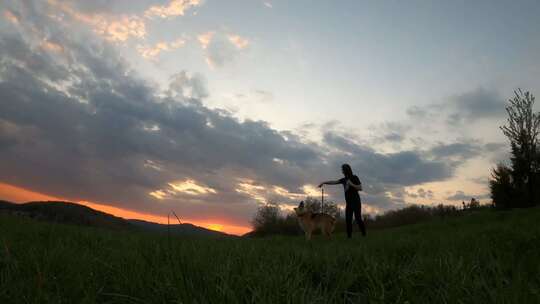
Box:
1;0;540;235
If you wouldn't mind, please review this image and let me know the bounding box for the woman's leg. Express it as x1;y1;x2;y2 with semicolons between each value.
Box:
353;205;366;236
345;205;353;238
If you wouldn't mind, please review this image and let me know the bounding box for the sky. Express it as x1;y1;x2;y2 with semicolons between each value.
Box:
1;0;539;235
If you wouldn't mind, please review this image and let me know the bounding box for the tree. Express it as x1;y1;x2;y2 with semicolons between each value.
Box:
492;89;540;207
250;201;281;234
489;164;515;209
303;197;341;218
469;198;480;209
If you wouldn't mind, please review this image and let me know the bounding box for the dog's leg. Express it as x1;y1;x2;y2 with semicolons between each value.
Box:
306;230;312;241
324;227;331;239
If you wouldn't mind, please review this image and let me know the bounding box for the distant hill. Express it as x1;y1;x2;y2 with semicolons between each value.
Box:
0;200;131;230
128;219;231;237
0;200;231;237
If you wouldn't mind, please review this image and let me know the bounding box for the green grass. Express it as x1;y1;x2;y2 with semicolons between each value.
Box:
1;208;539;303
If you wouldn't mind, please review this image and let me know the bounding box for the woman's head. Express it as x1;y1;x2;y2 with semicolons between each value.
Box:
341;164;353;178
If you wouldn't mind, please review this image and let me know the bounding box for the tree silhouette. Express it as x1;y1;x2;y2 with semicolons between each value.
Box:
250;201;281;234
303;197;340;218
491;89;540;207
489;164;515;208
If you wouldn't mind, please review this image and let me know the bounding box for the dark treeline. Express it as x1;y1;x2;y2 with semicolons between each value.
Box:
490;89;540;208
249;198;485;237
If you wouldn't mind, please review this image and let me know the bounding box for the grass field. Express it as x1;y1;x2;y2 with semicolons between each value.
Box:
1;208;539;303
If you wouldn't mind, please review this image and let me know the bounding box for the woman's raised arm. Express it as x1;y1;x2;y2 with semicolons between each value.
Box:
318;180;341;188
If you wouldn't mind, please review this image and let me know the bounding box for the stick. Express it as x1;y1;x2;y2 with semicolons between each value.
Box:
171;211;182;225
321;187;324;213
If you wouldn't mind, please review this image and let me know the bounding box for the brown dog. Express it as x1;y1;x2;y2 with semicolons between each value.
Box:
293;201;336;240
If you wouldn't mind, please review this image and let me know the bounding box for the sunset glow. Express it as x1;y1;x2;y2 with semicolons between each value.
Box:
0;182;250;236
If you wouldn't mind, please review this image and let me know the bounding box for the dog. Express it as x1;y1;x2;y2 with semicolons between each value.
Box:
293;201;336;240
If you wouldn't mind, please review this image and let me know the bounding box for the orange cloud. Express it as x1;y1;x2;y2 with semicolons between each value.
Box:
47;0;146;42
137;39;186;60
228;34;249;49
145;0;202;19
40;40;64;53
197;31;250;68
3;9;20;25
235;179;323;204
169;179;217;195
197;31;214;49
96;15;146;42
149;179;217;199
0;182;250;235
235;179;266;203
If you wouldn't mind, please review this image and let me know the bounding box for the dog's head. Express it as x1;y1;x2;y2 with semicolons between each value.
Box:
293;201;307;216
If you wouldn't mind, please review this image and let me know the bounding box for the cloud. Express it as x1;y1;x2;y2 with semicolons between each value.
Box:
167;70;209;99
137;38;186;60
47;0;146;42
197;31;215;49
446;88;506;125
197;31;250;68
407;87;506;126
150;179;217;200
367;122;411;146
40;39;64;53
427;140;509;168
446;191;490;201
263;2;273;9
45;0;201;44
3;9;20;24
253;89;274;103
0;28;321;223
0;3;490;226
96;15;147;42
322;131;454;191
228;34;249;49
61;0;116;13
144;0;201;19
428;141;481;161
411;188;434;199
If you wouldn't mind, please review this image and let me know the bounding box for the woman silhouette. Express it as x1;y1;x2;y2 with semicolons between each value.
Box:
318;164;366;238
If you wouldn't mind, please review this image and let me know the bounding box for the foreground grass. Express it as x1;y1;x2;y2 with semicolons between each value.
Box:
1;208;539;303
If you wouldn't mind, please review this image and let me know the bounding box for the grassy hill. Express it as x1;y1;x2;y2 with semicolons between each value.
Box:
1;207;539;303
128;218;232;237
0;200;230;237
0;200;132;230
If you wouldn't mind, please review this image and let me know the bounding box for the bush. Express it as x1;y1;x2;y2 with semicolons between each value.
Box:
363;204;460;230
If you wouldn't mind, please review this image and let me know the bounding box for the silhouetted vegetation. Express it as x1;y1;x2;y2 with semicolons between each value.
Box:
250;199;474;236
490;89;540;208
362;204;461;230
